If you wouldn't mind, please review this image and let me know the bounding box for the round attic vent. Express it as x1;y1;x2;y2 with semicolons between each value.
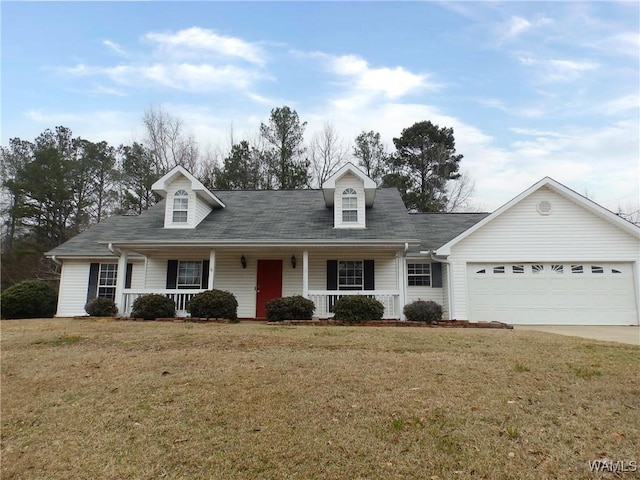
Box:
537;200;552;215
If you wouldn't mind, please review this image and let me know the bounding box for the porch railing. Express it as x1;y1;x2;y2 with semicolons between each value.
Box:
307;290;400;319
122;289;401;319
122;289;206;317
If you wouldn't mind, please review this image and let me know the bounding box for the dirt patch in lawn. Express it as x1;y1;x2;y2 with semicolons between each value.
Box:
2;319;638;479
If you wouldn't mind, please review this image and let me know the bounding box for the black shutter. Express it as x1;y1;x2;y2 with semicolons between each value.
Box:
431;262;443;288
166;260;178;289
87;263;100;302
201;260;210;289
125;263;133;289
327;260;338;290
364;260;375;290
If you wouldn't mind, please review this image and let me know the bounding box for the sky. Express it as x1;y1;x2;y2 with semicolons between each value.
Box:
1;1;639;212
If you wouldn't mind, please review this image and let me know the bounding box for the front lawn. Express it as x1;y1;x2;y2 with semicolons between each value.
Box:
2;319;638;479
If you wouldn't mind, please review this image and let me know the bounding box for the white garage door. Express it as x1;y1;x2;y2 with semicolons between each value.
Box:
467;262;638;325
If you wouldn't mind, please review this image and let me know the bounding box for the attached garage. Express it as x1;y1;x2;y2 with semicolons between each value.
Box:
467;262;637;325
430;177;640;326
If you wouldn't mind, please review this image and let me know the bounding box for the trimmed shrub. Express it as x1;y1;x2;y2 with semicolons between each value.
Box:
403;300;443;323
266;295;315;322
332;295;384;323
188;289;238;321
130;294;175;320
1;280;58;319
85;297;118;317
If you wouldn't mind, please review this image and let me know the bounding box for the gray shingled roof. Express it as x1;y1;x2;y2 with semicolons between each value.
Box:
408;212;490;253
47;188;422;257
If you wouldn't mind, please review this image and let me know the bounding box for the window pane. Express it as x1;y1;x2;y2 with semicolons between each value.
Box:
178;261;202;287
343;197;357;209
338;261;363;290
99;264;118;286
407;263;431;286
173;211;188;223
342;210;358;222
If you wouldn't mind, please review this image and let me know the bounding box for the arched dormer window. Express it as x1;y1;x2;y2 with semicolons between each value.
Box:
342;188;358;222
173;190;189;223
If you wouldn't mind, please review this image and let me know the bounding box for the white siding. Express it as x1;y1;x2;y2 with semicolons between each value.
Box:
194;195;212;225
308;250;398;291
214;251;258;318
450;188;639;261
334;173;366;229
404;260;446;317
145;250;212;290
56;259;144;317
163;176;197;228
447;187;640;322
56;261;91;317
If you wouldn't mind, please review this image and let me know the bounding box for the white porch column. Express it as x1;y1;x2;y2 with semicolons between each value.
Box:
302;250;309;298
115;249;128;316
208;250;216;290
397;251;406;320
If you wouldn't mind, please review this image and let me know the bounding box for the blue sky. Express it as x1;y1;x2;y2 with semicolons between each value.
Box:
2;1;638;211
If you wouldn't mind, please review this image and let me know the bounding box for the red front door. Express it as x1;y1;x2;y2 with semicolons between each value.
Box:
256;260;283;318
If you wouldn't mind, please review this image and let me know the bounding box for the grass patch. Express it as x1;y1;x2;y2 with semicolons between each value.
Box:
2;319;639;479
32;333;83;346
567;362;603;380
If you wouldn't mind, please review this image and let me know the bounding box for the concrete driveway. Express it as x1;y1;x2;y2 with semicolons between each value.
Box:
515;326;640;346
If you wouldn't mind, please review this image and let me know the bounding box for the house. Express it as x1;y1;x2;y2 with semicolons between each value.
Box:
46;164;640;325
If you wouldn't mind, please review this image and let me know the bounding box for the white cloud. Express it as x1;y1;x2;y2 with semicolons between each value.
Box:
307;52;437;100
144;27;265;65
505;16;532;38
62;62;264;93
60;28;268;95
593;32;640;57
102;40;128;57
517;55;599;82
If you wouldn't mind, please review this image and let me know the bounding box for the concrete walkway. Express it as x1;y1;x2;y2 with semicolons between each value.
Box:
515;326;640;346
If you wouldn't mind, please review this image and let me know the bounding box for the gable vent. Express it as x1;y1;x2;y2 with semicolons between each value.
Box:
537;200;552;215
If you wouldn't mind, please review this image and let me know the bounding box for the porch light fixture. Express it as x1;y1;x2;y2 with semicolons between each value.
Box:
240;255;247;269
291;255;297;269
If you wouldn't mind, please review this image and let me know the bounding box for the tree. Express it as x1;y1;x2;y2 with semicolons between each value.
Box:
384;121;462;212
444;172;477;212
353;131;387;185
214;141;262;190
142;105;199;173
308;122;348;187
259;106;309;189
82;140;119;222
119;142;159;214
1;137;33;251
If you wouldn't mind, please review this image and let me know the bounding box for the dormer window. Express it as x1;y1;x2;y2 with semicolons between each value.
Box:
342;188;358;223
173;190;189;223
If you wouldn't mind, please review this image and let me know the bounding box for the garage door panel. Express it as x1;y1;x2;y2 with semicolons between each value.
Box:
467;262;638;325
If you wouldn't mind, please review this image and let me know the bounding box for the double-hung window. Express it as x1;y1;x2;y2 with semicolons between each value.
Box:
98;264;118;300
342;188;358;223
173;190;189;223
177;261;202;289
338;260;363;290
407;263;431;286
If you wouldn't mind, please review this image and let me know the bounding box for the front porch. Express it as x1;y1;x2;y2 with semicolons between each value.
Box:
115;246;407;319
